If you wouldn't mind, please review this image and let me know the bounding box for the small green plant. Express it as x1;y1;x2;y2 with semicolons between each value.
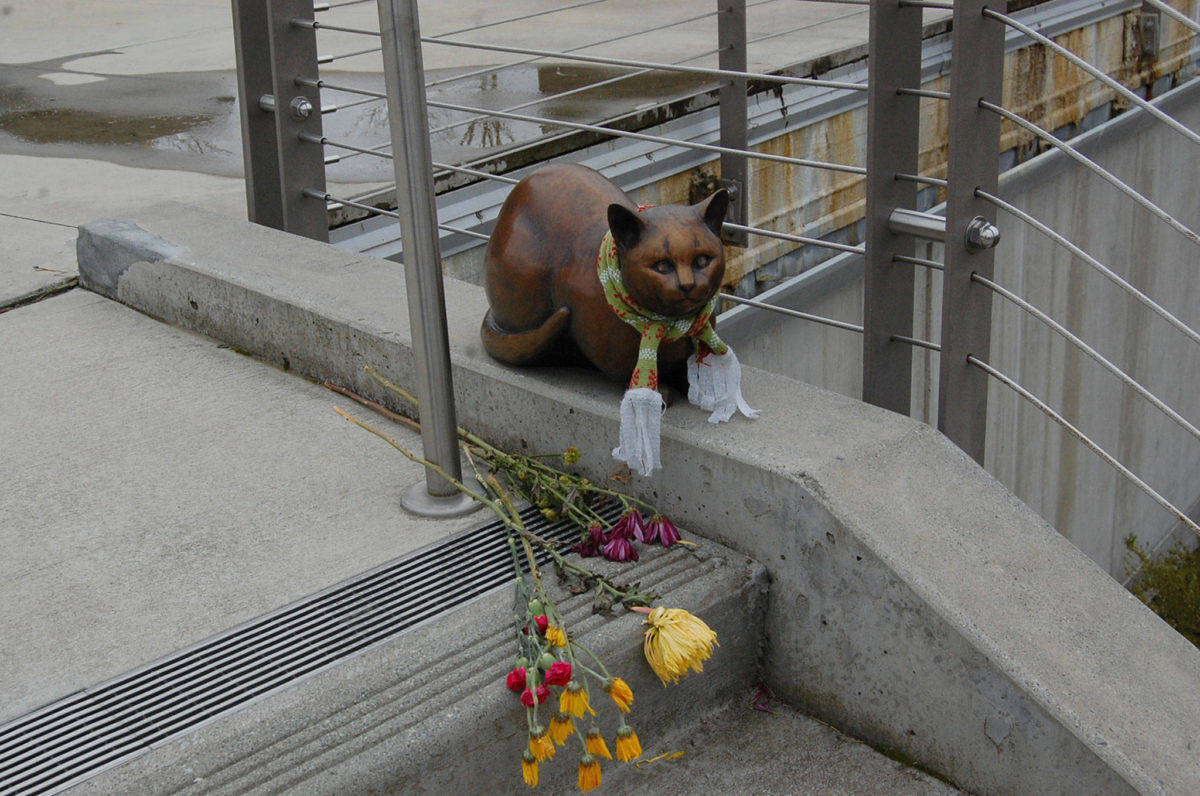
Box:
1124;534;1200;648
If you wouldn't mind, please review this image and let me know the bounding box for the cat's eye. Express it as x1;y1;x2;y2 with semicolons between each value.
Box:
693;255;711;269
652;260;673;274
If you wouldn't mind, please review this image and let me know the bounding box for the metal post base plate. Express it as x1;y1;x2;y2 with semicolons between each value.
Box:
401;482;483;518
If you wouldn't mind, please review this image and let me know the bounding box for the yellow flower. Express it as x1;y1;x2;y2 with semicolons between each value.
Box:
603;677;634;713
545;625;568;648
563;446;582;465
559;681;595;718
549;712;574;746
642;607;719;685
529;727;556;762
577;754;601;792
585;727;611;760
615;726;642;762
521;750;539;787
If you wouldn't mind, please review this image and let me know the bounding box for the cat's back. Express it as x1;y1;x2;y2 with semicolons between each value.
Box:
484;165;632;329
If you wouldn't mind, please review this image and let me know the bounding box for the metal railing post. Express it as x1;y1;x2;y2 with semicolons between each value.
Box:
939;0;1005;463
231;0;284;230
861;0;923;414
264;0;329;241
377;0;479;518
717;0;749;246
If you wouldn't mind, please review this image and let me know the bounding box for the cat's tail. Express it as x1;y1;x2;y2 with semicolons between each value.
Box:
480;306;571;365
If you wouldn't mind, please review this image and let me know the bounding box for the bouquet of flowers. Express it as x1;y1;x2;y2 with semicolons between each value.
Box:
332;368;720;791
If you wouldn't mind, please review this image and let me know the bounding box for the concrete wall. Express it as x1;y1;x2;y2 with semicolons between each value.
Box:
723;81;1200;577
77;206;1200;792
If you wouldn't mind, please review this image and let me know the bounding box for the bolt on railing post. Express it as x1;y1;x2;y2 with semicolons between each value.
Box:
861;0;923;415
377;0;479;518
264;0;329;242
939;0;1005;464
717;0;749;246
231;0;284;230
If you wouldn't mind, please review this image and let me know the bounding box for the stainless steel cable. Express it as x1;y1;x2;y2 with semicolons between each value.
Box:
897;87;950;100
433;0;615;40
419;38;870;92
980;100;1200;245
296;76;385;99
893;254;944;270
319;45;381;64
424;98;867;174
427;47;723;138
292;18;380;36
968;355;1200;538
891;333;942;350
304;188;490;241
976;189;1200;348
896;172;947;187
983;7;1200;148
431;161;520;185
1141;0;1200;36
973;273;1200;442
722;222;865;254
719;293;866;333
897;0;954;7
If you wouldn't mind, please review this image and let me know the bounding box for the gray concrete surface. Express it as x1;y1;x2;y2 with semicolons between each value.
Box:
607;700;955;795
77;204;1200;793
0;288;485;724
73;530;771;793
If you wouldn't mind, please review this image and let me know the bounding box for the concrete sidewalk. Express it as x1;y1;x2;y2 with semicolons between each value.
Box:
0;289;483;724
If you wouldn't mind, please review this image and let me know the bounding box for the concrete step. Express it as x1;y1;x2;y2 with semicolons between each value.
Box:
68;530;770;793
605;700;957;795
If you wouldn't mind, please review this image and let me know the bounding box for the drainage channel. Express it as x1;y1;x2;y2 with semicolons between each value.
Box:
0;505;612;795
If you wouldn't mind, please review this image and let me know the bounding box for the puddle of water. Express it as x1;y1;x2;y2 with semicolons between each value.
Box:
0;106;212;145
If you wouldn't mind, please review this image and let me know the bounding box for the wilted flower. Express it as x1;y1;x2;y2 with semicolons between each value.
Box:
521;750;538;787
642;607;719;685
577;754;602;792
545;625;568;649
563;446;582;465
533;614;549;634
615;726;642;762
535;684;550;704
549;712;574;746
647;515;681;546
601;534;638;563
519;688;536;707
611;508;645;540
559;681;594;718
572;522;607;557
506;666;527;692
529;727;556;762
585;727;611;760
603;677;634;713
544;660;572;686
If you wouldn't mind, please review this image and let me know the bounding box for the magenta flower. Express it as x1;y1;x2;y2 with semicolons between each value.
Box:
602;534;639;562
648;515;681;547
612;508;645;540
572;522;607;557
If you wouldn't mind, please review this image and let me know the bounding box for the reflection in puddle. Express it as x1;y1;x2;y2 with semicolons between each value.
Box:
0;105;212;146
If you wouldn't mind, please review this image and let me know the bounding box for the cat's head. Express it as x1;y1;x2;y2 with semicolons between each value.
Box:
607;190;729;317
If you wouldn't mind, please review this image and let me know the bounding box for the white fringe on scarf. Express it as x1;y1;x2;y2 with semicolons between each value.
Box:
612;387;664;477
687;348;759;424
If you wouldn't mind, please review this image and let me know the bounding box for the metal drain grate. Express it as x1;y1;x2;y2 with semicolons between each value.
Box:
0;505;612;795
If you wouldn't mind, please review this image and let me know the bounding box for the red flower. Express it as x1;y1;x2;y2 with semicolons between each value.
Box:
602;534;638;563
573;522;607;557
507;666;527;692
648;515;681;547
520;688;536;707
534;614;549;634
611;509;644;540
545;661;572;687
536;684;550;704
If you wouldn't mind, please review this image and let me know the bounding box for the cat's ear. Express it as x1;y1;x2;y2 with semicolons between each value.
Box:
607;203;645;251
692;189;730;237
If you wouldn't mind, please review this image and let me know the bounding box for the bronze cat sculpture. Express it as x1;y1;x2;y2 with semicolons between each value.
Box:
481;163;757;476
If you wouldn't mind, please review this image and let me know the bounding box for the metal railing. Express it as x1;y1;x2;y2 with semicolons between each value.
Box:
231;0;1200;541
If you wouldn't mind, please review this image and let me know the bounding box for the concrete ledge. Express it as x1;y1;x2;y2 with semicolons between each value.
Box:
79;205;1200;793
73;536;767;793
